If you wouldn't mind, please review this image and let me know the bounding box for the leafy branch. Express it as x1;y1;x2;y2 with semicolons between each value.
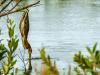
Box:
2;19;19;75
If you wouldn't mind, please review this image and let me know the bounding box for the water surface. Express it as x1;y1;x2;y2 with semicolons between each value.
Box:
1;0;100;72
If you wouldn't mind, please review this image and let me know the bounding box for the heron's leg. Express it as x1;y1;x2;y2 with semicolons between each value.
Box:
28;49;32;71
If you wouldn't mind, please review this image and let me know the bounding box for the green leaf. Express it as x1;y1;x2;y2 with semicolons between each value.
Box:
86;46;92;55
0;44;7;60
2;65;6;74
13;39;19;52
93;43;97;53
9;28;14;38
83;57;92;69
11;60;17;67
95;51;100;64
8;40;12;50
47;55;52;66
74;67;82;75
39;48;47;63
9;19;14;26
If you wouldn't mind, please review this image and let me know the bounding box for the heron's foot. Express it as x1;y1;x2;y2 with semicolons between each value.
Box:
28;64;32;71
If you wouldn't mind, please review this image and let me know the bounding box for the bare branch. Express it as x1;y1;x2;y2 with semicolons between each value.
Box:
8;0;23;12
0;0;40;17
0;0;13;13
0;0;7;6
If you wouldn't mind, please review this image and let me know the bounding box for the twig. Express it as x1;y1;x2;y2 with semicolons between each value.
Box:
0;0;7;6
0;0;40;17
17;49;27;71
0;0;13;13
8;0;23;12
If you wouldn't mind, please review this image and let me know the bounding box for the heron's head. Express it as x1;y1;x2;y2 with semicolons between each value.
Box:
20;9;29;13
20;9;29;22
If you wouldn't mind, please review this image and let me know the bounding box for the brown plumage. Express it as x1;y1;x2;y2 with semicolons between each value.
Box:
19;10;32;53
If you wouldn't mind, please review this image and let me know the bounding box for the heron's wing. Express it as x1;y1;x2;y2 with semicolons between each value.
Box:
19;12;26;37
24;11;29;37
19;11;32;50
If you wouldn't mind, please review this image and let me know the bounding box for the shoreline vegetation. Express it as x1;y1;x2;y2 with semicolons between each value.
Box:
0;19;100;75
0;0;100;75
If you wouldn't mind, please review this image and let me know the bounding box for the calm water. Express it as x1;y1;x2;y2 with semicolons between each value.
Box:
1;0;100;73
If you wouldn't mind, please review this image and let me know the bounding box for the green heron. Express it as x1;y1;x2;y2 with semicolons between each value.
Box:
19;10;32;70
19;10;32;52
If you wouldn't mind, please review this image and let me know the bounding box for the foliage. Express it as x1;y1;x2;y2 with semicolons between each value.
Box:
0;44;7;61
74;43;100;75
1;19;19;75
0;18;100;75
39;48;59;75
74;67;82;75
0;37;7;74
